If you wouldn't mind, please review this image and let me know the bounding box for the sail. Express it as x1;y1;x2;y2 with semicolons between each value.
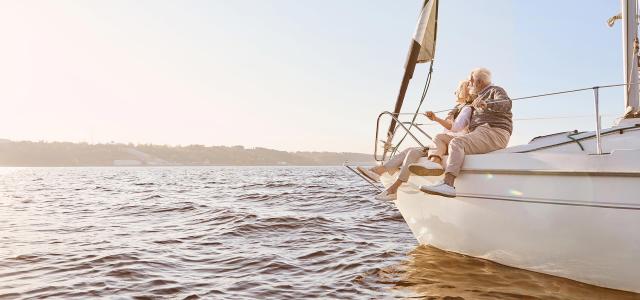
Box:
414;0;438;63
384;0;439;159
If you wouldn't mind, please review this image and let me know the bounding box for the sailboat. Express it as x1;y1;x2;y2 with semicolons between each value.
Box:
375;0;640;293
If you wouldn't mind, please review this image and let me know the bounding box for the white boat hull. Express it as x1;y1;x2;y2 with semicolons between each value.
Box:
385;148;640;293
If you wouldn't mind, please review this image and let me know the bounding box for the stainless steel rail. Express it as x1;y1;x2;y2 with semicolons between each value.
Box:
593;87;603;154
374;111;434;161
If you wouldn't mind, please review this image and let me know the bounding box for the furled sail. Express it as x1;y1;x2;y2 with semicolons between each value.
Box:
414;0;438;63
384;0;439;160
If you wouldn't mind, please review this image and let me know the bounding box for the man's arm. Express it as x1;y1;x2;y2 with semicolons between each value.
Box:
487;87;512;113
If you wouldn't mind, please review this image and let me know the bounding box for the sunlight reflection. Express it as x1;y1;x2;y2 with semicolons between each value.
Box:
509;189;523;196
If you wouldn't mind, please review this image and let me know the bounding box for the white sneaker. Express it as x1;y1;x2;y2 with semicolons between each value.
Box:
419;181;456;198
409;160;444;176
357;166;381;183
374;190;397;201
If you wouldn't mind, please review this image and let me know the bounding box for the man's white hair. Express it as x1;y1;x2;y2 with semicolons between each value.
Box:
471;67;492;85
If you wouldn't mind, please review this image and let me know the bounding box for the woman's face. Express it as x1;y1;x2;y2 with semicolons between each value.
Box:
456;82;470;101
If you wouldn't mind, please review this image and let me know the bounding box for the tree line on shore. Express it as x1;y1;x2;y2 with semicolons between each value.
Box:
0;140;373;166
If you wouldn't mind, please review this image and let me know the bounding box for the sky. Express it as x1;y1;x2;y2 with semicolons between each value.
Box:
0;0;627;153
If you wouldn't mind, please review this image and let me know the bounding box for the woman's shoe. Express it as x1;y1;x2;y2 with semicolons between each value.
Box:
357;166;381;183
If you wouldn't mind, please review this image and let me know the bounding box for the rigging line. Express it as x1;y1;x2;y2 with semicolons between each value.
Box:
399;114;618;130
389;82;640;116
404;113;617;123
513;114;616;121
389;61;434;158
434;83;625;113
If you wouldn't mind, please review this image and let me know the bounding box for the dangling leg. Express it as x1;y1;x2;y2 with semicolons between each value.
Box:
375;148;425;200
358;147;419;182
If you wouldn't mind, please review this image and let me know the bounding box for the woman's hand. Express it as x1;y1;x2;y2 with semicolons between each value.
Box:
425;111;437;121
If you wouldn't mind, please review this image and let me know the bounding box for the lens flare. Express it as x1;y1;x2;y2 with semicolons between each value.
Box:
509;189;524;196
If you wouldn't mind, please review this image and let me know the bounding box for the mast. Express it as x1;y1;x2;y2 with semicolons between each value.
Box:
383;42;421;160
622;0;639;114
383;0;438;159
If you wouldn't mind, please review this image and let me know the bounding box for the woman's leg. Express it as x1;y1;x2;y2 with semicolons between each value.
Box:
377;147;419;174
385;148;426;194
360;148;415;182
427;133;454;167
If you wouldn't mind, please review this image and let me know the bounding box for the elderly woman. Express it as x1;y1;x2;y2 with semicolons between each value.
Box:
357;79;475;201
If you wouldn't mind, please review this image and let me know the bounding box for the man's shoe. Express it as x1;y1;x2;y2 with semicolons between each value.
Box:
357;166;381;183
419;182;456;198
374;190;397;201
409;160;444;176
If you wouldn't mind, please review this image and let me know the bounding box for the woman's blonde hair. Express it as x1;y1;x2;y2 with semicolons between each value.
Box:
455;80;472;104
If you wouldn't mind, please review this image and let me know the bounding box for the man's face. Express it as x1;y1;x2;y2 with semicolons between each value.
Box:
469;73;479;87
468;74;478;94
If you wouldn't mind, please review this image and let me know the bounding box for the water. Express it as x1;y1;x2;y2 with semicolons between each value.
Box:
0;167;638;300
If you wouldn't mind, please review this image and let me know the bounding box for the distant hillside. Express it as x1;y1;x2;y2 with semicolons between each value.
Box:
0;140;373;166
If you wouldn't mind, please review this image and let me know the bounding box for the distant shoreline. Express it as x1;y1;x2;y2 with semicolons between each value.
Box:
0;140;374;167
0;164;376;167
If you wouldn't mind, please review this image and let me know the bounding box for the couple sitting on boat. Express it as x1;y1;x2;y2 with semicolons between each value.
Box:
358;67;513;199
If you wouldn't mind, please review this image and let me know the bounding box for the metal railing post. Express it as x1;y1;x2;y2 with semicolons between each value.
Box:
374;111;432;162
593;87;603;154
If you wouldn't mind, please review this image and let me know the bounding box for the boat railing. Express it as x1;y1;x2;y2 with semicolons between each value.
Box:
374;82;639;162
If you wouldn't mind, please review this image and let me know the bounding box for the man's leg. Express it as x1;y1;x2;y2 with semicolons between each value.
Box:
445;125;509;179
421;125;510;197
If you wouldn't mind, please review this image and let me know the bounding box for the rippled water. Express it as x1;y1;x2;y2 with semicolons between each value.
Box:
1;167;638;299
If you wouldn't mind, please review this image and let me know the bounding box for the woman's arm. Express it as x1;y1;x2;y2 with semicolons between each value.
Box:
425;111;452;130
436;116;453;130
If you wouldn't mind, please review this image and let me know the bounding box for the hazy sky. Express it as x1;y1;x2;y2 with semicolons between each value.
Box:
0;0;626;152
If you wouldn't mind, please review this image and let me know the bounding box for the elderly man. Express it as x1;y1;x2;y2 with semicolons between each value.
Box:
416;67;512;197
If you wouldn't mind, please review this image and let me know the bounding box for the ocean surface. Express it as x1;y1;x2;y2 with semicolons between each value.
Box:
0;166;638;300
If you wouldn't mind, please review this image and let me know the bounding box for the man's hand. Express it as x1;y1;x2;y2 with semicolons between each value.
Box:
424;111;436;121
473;99;487;110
